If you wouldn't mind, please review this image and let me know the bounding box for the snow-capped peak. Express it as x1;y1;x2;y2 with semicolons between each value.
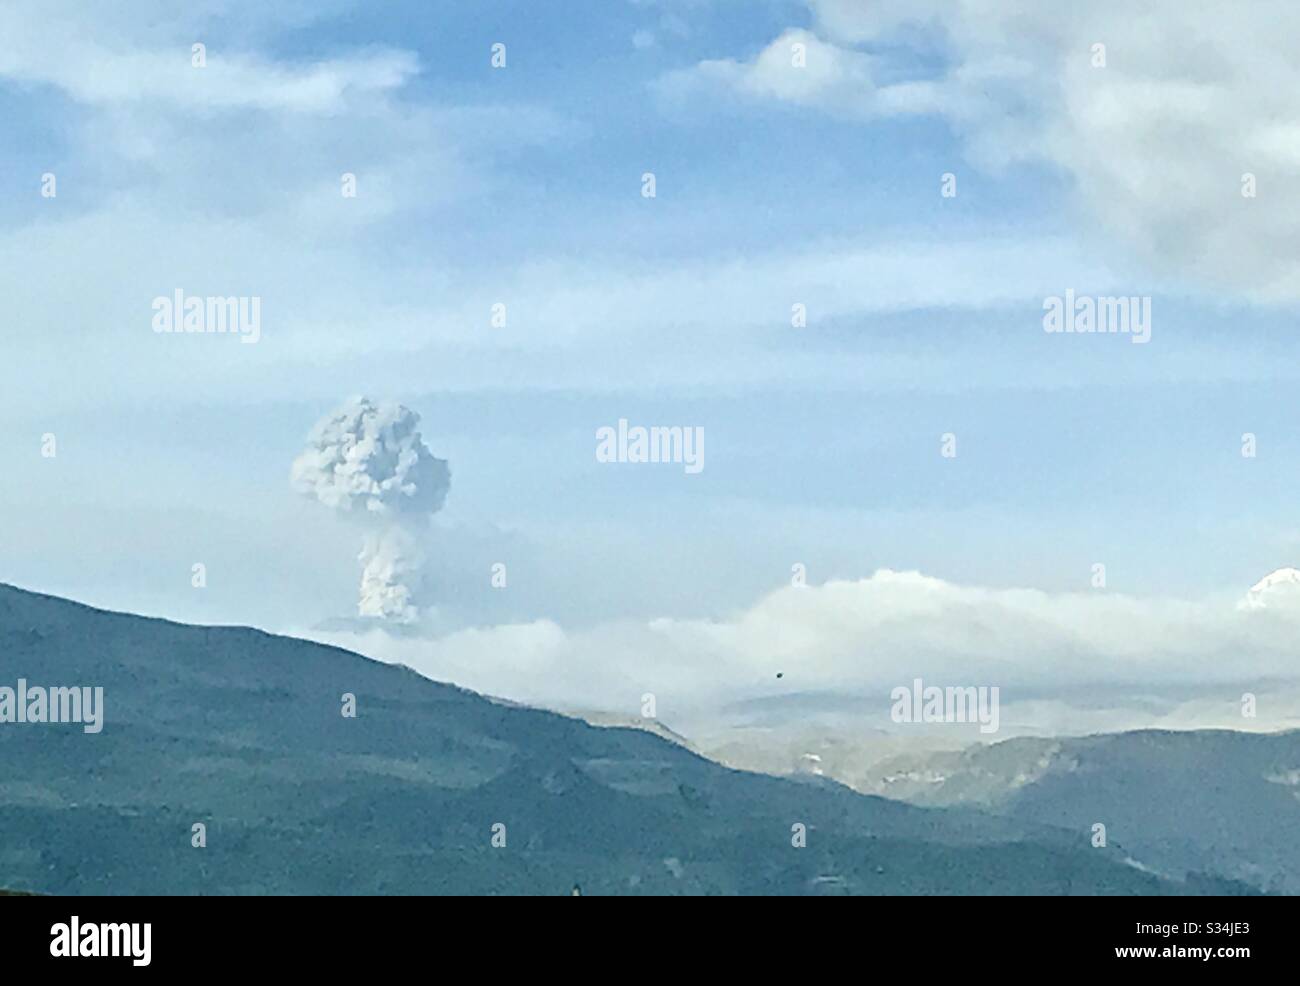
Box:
1239;567;1300;611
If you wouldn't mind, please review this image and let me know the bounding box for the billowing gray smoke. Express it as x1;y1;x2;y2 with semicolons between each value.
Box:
291;396;450;622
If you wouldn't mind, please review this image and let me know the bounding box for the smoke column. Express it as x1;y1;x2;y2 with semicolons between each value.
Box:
290;396;450;622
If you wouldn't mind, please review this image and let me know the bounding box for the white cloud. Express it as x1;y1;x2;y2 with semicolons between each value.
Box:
672;0;1300;303
0;211;1132;413
657;28;945;118
0;4;417;113
61;48;417;113
306;569;1300;727
0;4;587;413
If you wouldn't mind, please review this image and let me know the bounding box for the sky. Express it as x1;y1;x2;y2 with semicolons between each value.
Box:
3;0;1300;736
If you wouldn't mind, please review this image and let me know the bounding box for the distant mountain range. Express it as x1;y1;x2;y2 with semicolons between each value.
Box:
0;584;1259;895
855;729;1300;893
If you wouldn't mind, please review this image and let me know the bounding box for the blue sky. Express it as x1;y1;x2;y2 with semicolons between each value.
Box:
3;0;1300;729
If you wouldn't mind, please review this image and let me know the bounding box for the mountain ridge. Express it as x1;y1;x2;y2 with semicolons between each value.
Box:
0;582;1257;895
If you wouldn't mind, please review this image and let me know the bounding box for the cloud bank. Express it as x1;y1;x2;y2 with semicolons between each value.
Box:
307;569;1300;732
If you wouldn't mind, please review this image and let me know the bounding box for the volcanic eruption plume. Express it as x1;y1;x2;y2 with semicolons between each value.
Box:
291;396;450;623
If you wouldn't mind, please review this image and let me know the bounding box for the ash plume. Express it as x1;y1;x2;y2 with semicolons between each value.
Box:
291;396;450;622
